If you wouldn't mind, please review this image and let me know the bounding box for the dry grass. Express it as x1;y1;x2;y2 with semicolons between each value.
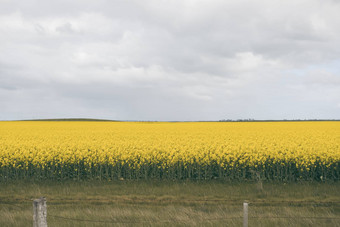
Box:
0;180;339;226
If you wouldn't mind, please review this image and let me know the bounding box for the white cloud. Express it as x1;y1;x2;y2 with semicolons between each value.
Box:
1;0;340;120
304;70;340;85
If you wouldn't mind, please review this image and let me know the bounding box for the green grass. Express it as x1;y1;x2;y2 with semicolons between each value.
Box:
1;180;340;226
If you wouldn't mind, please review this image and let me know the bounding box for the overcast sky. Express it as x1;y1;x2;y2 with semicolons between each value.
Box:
1;0;340;121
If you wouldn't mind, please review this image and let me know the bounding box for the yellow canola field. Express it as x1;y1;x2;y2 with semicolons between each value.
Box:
0;121;339;181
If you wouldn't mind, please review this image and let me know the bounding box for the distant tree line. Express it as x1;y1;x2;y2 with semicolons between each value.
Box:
218;119;340;122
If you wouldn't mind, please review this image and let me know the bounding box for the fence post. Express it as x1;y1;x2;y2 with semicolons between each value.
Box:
256;172;263;192
243;202;248;227
33;197;47;227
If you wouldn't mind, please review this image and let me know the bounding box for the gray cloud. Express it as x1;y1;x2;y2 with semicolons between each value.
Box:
1;0;340;120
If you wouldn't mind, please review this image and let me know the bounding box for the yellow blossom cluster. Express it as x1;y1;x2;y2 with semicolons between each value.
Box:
0;121;339;181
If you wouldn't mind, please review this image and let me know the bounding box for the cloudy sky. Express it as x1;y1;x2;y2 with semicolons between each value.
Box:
1;0;340;121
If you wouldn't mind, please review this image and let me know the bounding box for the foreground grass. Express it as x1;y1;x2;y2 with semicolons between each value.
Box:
0;180;340;226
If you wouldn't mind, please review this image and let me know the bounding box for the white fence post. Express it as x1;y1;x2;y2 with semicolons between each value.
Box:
33;197;47;227
243;202;248;227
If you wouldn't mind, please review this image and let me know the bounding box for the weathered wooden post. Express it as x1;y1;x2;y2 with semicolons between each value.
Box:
243;202;248;227
33;197;47;227
256;172;263;192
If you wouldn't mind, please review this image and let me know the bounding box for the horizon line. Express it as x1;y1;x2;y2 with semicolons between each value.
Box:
1;118;340;122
